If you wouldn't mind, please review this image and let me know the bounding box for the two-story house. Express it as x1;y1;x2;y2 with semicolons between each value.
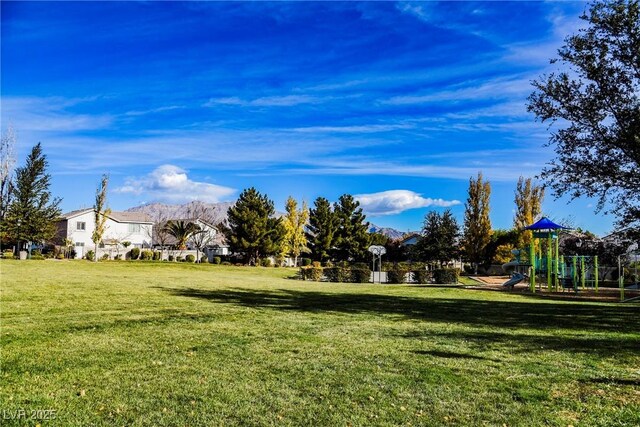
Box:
56;209;153;258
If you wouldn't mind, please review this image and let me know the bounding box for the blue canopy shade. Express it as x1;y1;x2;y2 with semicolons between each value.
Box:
524;217;571;231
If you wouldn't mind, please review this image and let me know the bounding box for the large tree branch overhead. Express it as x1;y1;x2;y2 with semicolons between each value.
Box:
527;0;640;235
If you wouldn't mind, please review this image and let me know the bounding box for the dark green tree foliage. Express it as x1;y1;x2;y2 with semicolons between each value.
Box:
224;187;284;264
306;197;336;262
528;0;640;237
3;143;61;253
483;229;520;267
333;194;370;262
415;209;460;266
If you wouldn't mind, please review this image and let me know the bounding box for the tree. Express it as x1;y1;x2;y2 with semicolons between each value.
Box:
333;194;370;262
415;209;460;267
527;0;640;236
483;229;520;267
164;220;201;250
92;174;111;262
280;196;309;266
0;125;16;238
513;176;545;248
185;203;218;262
462;172;492;274
224;187;284;264
306;197;337;262
3;143;61;255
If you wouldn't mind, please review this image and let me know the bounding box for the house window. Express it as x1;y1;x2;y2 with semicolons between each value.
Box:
76;221;86;231
75;242;85;247
128;223;141;233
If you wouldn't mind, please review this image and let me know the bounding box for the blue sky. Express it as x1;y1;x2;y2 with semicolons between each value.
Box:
1;1;616;235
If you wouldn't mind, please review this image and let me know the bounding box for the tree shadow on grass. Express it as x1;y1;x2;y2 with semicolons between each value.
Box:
160;287;638;335
410;349;492;361
403;329;639;358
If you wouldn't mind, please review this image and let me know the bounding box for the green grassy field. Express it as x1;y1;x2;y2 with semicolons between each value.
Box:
1;260;638;426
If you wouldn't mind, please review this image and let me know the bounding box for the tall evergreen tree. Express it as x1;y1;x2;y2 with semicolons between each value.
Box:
4;143;61;254
333;194;370;262
280;196;309;266
92;174;111;261
224;187;284;264
513;176;545;247
462;172;492;274
415;209;460;267
306;197;336;262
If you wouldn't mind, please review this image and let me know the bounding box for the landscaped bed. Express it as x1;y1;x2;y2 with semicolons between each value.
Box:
2;260;638;426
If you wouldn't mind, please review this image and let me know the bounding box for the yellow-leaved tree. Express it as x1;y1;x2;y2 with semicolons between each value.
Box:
281;196;309;267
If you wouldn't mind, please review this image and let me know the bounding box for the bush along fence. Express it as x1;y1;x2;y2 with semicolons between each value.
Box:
299;261;460;284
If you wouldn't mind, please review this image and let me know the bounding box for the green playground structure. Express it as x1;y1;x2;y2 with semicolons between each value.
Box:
504;217;600;293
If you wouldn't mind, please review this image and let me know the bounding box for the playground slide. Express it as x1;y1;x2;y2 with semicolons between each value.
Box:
502;261;519;274
503;272;526;288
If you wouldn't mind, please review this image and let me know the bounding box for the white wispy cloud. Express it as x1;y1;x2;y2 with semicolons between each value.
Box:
290;124;414;133
204;94;324;107
1;96;113;132
355;189;460;216
114;164;236;203
124;105;185;116
382;76;532;105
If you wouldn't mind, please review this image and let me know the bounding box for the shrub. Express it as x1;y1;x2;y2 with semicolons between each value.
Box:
433;268;460;284
114;254;122;260
387;263;408;284
130;247;141;260
221;261;232;266
300;265;324;281
212;256;222;265
153;251;162;261
140;250;153;261
351;266;371;283
101;254;110;261
325;265;351;283
30;254;45;260
3;250;14;259
301;258;312;266
32;250;42;257
260;258;272;267
56;253;65;260
85;250;95;261
185;254;195;263
200;255;208;263
168;255;174;262
176;256;184;262
413;269;431;284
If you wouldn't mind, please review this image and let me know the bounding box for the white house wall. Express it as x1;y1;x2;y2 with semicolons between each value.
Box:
63;211;152;258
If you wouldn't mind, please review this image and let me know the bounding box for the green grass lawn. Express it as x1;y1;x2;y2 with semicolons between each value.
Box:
1;260;638;426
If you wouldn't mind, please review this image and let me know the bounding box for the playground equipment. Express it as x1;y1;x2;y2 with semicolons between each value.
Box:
502;217;601;293
620;251;640;303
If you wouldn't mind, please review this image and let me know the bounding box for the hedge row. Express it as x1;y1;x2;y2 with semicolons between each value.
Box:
300;264;460;284
300;264;371;283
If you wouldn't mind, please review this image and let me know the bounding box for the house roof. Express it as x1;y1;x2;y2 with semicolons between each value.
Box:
60;208;94;220
399;232;420;244
60;209;153;224
109;211;153;224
